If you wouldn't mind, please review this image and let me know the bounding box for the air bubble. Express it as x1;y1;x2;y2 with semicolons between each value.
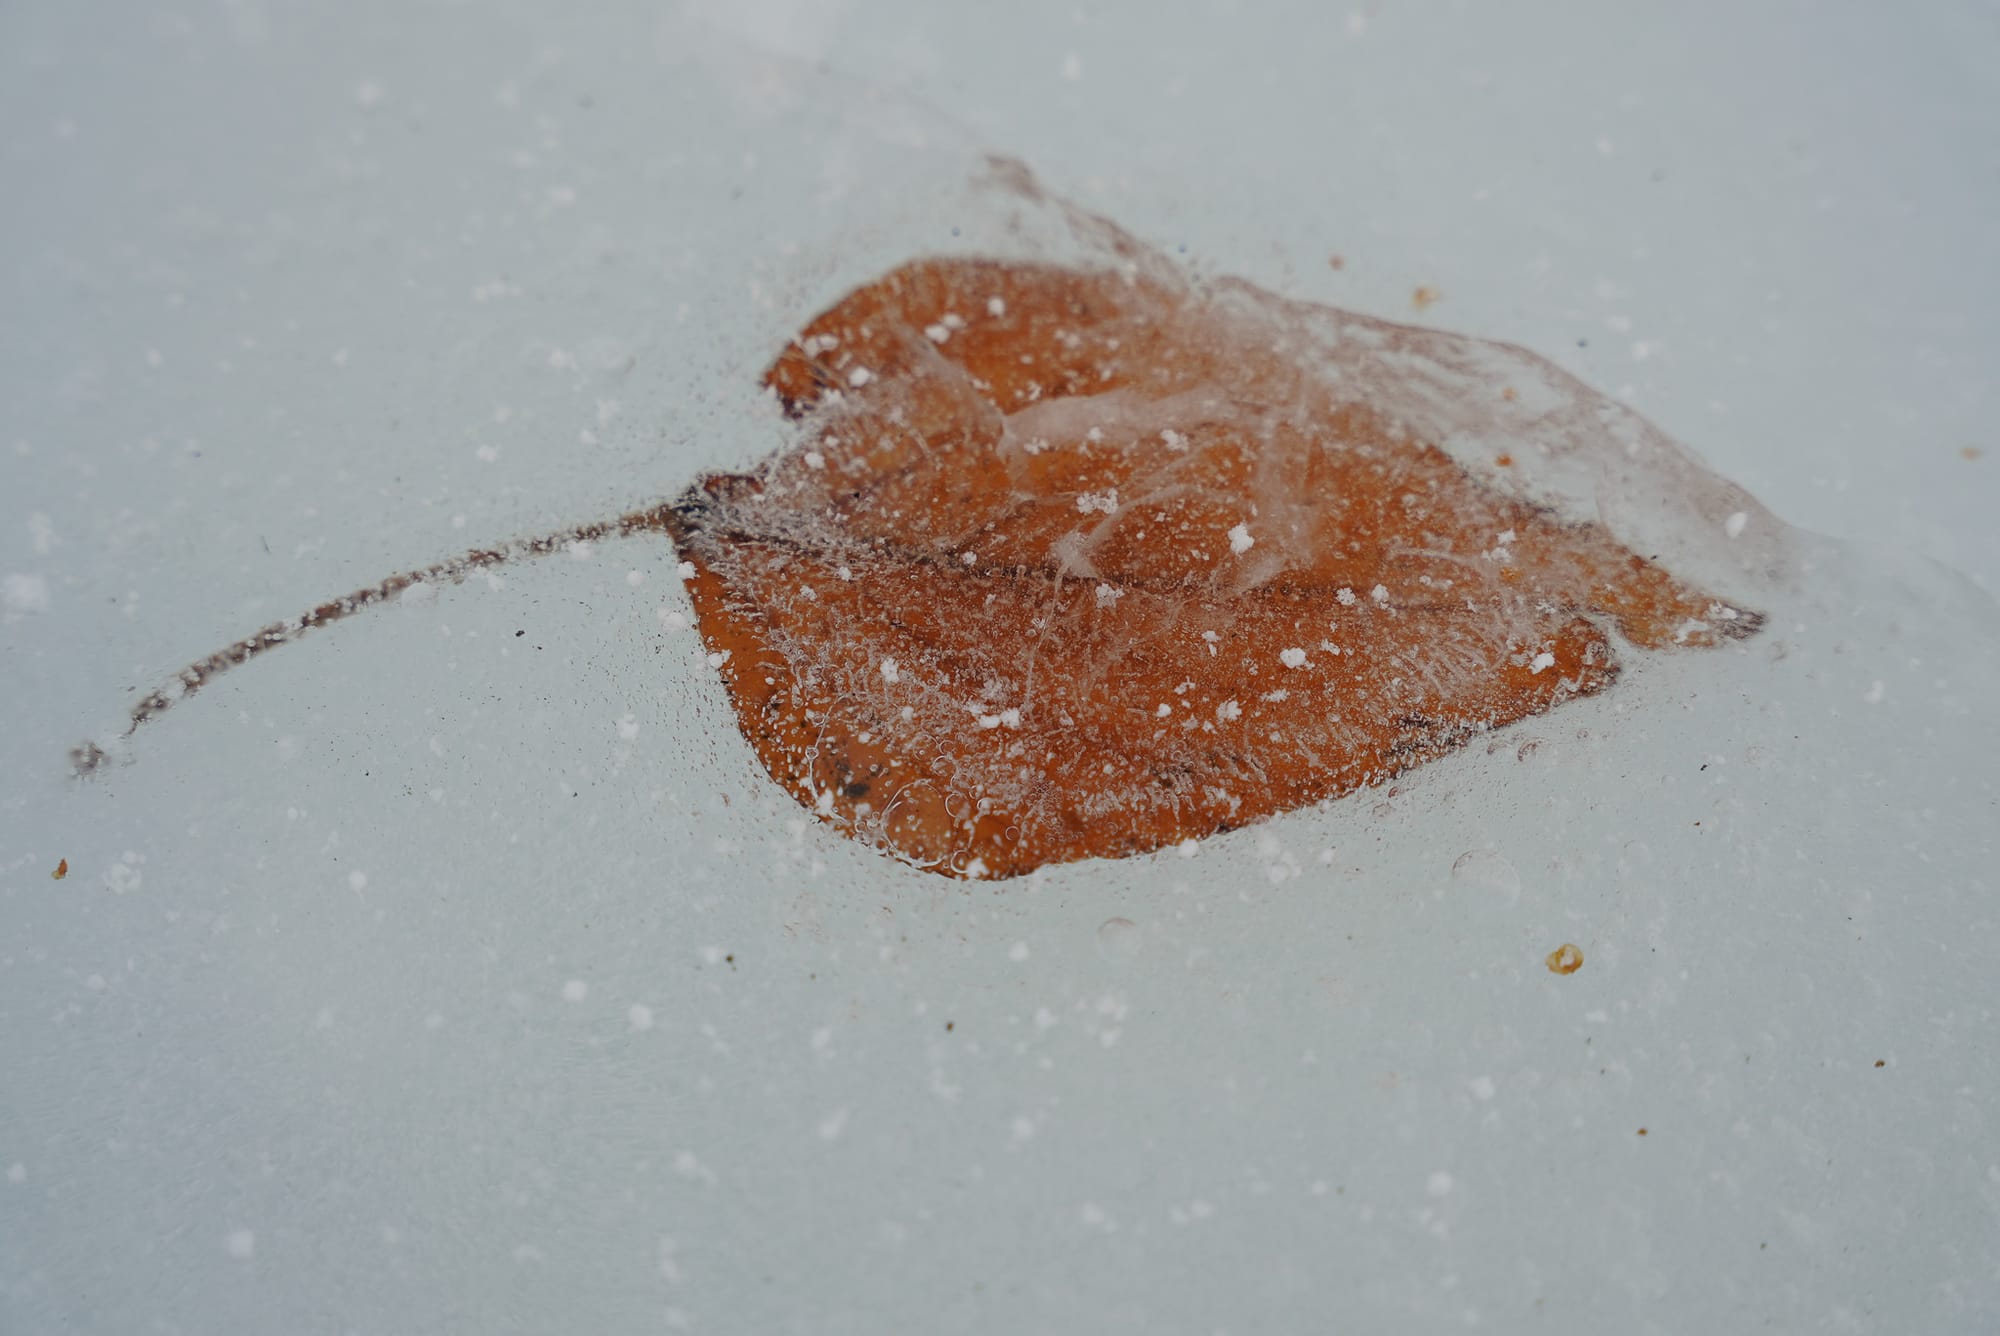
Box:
1096;916;1140;961
1449;849;1522;904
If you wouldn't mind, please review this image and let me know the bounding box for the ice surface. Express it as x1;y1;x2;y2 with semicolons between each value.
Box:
3;3;1998;1334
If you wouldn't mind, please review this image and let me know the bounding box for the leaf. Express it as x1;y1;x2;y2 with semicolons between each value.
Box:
668;257;1759;878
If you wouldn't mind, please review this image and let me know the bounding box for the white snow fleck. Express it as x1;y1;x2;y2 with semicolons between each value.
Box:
1427;1171;1454;1198
1217;699;1243;722
104;855;143;895
226;1229;256;1259
1469;1076;1496;1101
1724;510;1749;539
924;323;951;344
987;296;1007;317
803;450;825;470
847;367;872;388
1156;703;1172;717
880;658;900;684
3;573;50;614
1228;523;1254;554
617;714;640;741
1530;651;1556;674
628;1004;655;1031
706;650;729;668
1371;583;1390;604
1009;941;1030;962
1279;647;1309;669
1336;586;1358;606
562;980;588;1002
657;609;689;632
1076;489;1119;515
677;560;697;580
817;1108;850;1141
1095;582;1124;608
347;870;368;892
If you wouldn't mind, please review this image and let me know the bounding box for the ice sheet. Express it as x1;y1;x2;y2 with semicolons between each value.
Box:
4;3;1998;1333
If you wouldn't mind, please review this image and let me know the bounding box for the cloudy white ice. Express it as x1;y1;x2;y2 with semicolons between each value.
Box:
3;2;1997;1332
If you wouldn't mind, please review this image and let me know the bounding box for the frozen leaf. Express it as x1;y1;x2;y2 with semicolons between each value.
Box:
668;251;1761;878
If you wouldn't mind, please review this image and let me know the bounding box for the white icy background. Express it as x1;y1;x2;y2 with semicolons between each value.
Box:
4;2;1998;1332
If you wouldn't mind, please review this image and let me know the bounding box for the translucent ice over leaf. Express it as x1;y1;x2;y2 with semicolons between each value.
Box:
668;164;1775;876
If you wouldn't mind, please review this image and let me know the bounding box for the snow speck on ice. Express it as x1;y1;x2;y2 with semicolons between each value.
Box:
2;573;49;615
